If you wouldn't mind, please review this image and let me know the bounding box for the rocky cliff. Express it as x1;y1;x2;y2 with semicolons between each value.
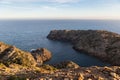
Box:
0;42;52;67
47;30;120;65
0;42;37;67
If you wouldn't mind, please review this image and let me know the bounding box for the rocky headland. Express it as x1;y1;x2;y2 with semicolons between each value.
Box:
0;42;51;67
47;30;120;66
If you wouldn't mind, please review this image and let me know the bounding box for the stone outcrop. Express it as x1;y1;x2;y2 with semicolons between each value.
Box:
53;61;79;69
47;30;120;65
31;48;52;66
0;42;37;66
0;42;52;67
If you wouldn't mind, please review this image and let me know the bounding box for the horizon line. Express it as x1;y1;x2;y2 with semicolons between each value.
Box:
0;18;120;20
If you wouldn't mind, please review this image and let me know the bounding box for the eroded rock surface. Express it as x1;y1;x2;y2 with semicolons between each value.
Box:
0;41;52;67
31;48;52;66
47;30;120;65
0;42;37;66
53;61;79;69
1;65;120;80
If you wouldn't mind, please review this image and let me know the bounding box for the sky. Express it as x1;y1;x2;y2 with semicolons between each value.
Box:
0;0;120;19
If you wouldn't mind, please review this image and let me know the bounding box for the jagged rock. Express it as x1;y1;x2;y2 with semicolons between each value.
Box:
110;72;118;78
78;73;84;80
53;61;79;69
31;48;52;66
0;42;37;66
116;68;120;75
47;30;120;65
98;77;104;80
0;42;9;53
64;78;69;80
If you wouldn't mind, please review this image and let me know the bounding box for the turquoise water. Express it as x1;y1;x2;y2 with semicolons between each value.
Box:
0;19;120;66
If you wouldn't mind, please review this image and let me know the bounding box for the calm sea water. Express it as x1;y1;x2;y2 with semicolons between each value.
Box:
0;19;120;66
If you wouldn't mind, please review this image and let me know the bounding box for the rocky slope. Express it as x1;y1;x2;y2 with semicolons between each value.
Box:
0;42;37;67
0;64;120;80
47;30;120;65
34;66;120;80
0;42;51;67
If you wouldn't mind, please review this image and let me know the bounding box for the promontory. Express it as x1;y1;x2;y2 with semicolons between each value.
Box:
47;30;120;65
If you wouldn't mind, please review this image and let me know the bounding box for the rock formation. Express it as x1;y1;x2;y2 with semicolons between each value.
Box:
53;61;79;69
31;48;52;66
47;30;120;65
0;42;37;67
0;41;52;67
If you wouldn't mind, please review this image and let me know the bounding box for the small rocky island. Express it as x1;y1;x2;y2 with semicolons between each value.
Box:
0;30;120;80
47;30;120;65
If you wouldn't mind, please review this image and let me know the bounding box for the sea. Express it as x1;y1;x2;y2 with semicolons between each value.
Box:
0;19;120;67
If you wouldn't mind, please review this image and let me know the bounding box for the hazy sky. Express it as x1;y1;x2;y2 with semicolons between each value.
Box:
0;0;120;19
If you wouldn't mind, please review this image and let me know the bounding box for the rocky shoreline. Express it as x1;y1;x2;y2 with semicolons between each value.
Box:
47;30;120;66
0;30;120;80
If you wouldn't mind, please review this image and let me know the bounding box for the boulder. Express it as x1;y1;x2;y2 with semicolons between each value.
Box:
31;48;52;66
53;61;79;69
47;30;120;65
